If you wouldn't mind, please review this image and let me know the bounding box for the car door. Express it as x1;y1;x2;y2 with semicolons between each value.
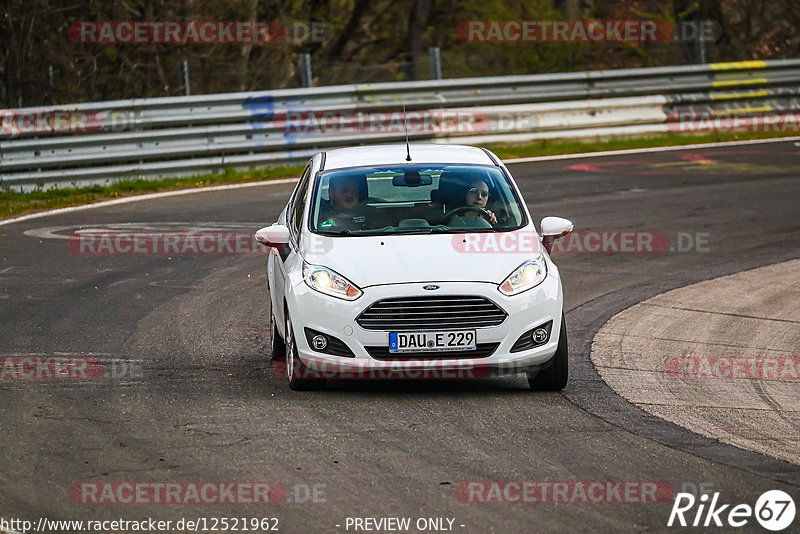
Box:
270;162;312;330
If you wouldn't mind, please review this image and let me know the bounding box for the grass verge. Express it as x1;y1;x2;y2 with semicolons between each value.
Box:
3;130;798;220
484;130;800;159
1;165;305;220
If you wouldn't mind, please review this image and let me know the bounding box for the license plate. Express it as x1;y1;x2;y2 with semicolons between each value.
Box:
389;330;476;353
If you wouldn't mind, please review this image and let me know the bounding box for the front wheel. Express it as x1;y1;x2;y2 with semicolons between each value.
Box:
527;316;568;391
269;306;286;360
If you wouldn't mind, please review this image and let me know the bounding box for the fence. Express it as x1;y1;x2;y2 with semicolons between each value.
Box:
2;58;800;189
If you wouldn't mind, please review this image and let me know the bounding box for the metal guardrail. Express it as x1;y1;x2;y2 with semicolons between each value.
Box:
2;59;800;189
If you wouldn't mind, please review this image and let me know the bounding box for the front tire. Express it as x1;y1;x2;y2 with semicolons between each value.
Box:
285;311;325;391
527;316;568;391
269;306;286;360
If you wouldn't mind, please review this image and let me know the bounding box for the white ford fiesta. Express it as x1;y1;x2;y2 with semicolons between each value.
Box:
255;144;573;390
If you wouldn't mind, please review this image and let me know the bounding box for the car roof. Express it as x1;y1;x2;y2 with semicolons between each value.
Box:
322;143;497;170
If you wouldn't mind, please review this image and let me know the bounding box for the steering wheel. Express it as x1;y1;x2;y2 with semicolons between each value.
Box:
442;206;494;224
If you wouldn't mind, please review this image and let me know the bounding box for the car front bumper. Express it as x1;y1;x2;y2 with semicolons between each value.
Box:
285;273;563;379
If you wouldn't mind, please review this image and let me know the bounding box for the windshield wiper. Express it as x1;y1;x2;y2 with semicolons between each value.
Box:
448;228;496;234
388;227;449;235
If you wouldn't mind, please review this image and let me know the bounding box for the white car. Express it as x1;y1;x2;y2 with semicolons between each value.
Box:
255;144;573;390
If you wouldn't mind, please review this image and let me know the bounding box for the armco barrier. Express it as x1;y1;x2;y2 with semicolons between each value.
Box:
2;59;799;189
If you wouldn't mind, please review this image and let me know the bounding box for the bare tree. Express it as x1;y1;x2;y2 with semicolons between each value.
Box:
404;0;431;80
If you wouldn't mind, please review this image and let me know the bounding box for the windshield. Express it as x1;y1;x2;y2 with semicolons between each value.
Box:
310;164;526;235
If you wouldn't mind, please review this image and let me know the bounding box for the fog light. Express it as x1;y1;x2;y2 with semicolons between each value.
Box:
311;335;328;350
531;328;549;344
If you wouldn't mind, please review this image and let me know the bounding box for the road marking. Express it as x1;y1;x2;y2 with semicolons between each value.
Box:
503;135;800;163
0;178;298;228
24;221;266;240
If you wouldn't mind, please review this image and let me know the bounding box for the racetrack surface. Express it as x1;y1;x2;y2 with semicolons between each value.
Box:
1;140;799;532
593;259;800;465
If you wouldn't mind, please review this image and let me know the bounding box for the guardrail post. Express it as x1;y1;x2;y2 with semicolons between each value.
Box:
182;60;191;96
429;47;442;80
696;34;707;64
299;54;313;87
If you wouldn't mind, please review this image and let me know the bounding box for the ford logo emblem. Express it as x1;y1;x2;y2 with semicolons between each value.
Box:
423;285;440;290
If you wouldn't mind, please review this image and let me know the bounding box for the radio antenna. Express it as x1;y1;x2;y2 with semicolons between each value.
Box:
403;104;412;161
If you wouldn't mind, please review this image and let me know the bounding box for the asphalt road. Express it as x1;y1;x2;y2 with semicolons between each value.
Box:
592;259;800;465
1;140;799;533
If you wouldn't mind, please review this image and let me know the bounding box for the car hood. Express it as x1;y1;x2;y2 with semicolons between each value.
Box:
300;230;543;288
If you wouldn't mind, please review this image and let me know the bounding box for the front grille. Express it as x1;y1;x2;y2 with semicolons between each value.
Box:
365;343;499;360
356;296;507;331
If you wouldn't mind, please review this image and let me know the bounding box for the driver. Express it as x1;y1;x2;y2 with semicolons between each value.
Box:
461;179;497;224
329;174;361;213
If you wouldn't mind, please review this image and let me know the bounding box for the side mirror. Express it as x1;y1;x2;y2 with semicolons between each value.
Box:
254;225;290;248
540;217;573;253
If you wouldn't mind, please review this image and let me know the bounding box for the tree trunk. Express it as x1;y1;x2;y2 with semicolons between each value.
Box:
404;0;431;80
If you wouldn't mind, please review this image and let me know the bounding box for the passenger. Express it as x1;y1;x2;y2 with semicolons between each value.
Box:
328;174;362;214
319;174;376;231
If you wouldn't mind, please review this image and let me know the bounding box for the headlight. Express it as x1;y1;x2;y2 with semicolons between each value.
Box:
499;257;547;296
303;263;362;300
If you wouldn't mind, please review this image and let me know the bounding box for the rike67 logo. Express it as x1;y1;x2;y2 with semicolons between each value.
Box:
668;490;795;531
